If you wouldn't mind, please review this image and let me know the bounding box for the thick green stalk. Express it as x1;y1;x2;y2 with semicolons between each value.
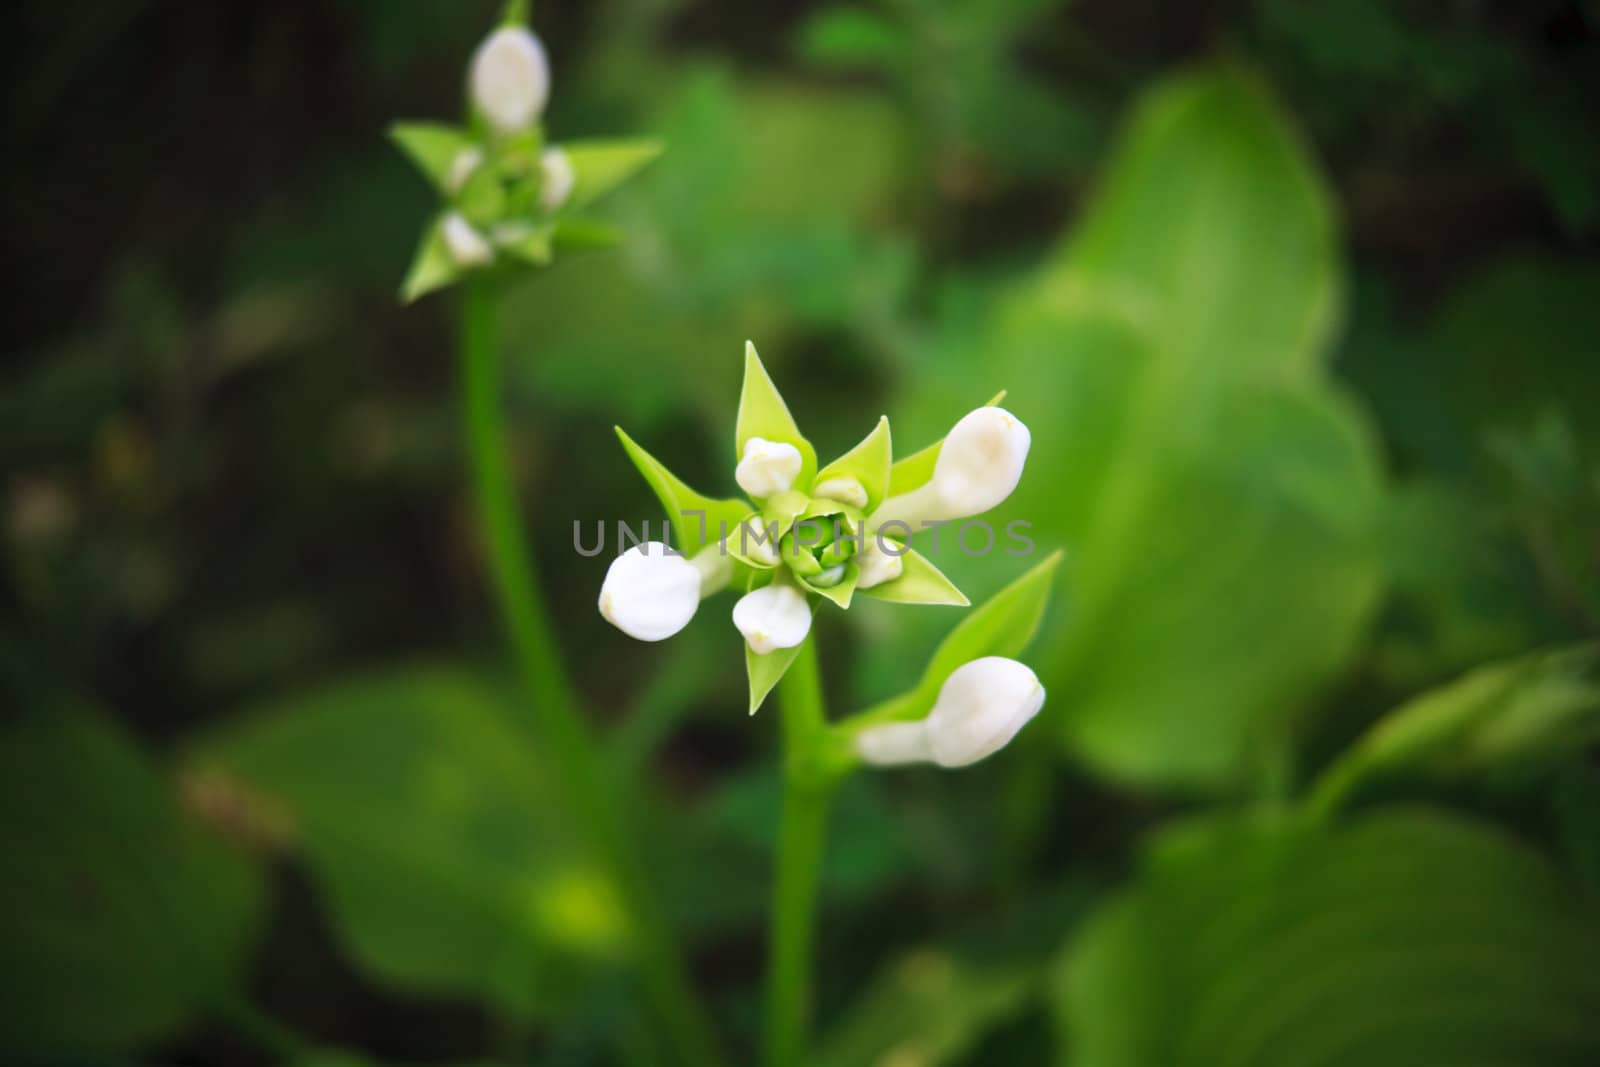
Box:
458;278;724;1067
764;636;835;1067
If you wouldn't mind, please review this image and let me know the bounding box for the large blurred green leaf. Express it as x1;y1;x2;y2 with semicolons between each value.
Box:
0;712;263;1057
1310;645;1600;814
187;667;626;1023
977;67;1383;789
1054;810;1600;1066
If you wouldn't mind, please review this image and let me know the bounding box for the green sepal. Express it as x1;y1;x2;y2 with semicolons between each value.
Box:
886;390;1007;498
856;551;1061;724
495;222;556;266
762;489;813;538
781;533;823;577
399;217;460;304
552;219;624;250
815;416;892;513
736;342;818;488
803;562;859;609
560;138;666;211
857;546;970;606
390;122;475;194
615;427;751;557
747;627;813;715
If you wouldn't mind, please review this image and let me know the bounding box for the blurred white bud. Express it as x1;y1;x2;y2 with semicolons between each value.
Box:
854;721;930;765
442;212;494;267
925;657;1044;767
871;408;1030;529
811;475;869;509
448;147;485;195
855;657;1044;768
854;537;904;589
598;541;701;641
470;26;550;134
540;147;576;212
736;437;803;498
732;581;810;655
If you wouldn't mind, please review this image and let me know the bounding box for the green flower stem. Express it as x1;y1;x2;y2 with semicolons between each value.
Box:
458;277;725;1067
765;636;839;1067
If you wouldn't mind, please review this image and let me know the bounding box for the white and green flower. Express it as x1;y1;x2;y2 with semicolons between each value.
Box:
600;342;1034;712
390;10;663;302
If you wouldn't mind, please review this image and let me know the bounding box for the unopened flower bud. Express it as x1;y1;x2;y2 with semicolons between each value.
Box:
812;475;869;509
925;657;1044;767
599;541;701;641
540;147;576;212
854;537;904;589
855;657;1044;768
732;581;810;655
443;212;494;267
871;408;1030;529
470;27;550;135
736;437;803;498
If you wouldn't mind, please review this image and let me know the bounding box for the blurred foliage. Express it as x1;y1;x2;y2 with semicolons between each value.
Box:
3;0;1599;1063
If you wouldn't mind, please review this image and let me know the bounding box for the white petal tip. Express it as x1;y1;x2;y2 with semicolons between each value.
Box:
735;437;803;498
598;541;701;642
470;26;550;134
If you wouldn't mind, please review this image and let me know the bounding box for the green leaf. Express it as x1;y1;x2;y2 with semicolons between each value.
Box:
796;7;909;71
976;66;1383;790
748;638;810;715
552;218;624;250
187;667;626;1022
887;391;1007;498
615;427;752;557
736;341;818;489
398;217;459;304
389;122;474;193
560;138;665;211
0;711;264;1057
1309;645;1600;815
857;546;970;607
1053;810;1600;1067
815;415;892;512
813;949;1036;1067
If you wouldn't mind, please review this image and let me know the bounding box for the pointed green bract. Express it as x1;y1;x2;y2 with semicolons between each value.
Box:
816;416;892;513
561;139;666;211
615;427;751;557
552;218;623;250
857;547;969;606
886;391;1007;498
917;551;1059;699
736;342;819;488
495;222;556;266
399;218;460;303
390;122;474;194
748;639;808;715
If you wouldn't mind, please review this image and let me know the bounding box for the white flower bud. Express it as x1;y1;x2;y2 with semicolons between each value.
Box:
870;408;1030;529
540;147;576;212
735;437;803;498
854;537;904;589
442;212;494;267
855;657;1044;768
448;147;485;195
732;582;810;655
598;541;701;642
925;657;1044;767
470;26;550;135
812;475;869;509
855;721;930;765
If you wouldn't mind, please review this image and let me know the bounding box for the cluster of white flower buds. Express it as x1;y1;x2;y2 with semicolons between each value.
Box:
438;24;576;270
597;401;1031;653
855;658;1046;768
